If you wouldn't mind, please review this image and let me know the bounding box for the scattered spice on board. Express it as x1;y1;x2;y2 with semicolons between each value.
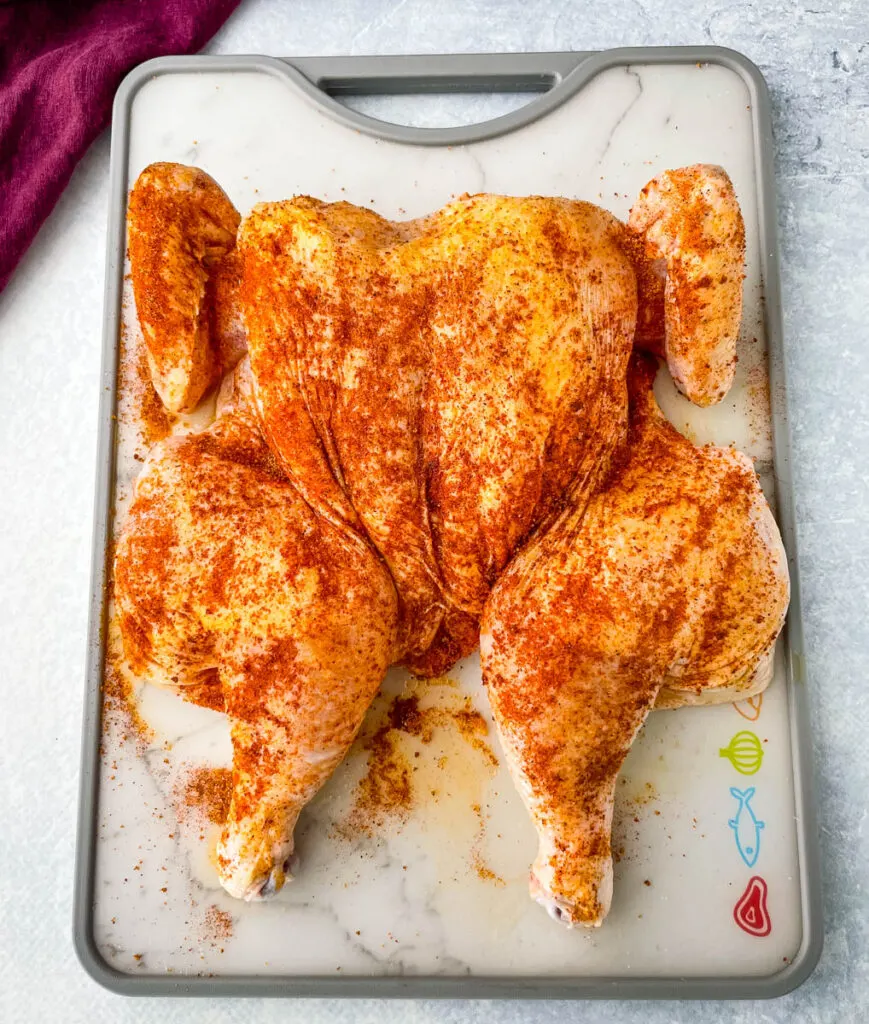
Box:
626;780;659;807
203;905;233;942
102;620;154;747
342;677;498;837
472;853;505;886
117;321;173;449
177;766;233;825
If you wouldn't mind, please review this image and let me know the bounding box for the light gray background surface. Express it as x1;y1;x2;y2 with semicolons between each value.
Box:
1;1;866;1022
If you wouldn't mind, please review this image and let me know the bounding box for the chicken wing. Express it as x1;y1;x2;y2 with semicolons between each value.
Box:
128;163;242;412
628;165;745;405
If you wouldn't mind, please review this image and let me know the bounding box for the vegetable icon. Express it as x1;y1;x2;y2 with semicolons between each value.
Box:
732;693;763;721
719;730;764;775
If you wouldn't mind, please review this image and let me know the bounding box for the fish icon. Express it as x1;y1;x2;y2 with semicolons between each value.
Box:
728;786;765;868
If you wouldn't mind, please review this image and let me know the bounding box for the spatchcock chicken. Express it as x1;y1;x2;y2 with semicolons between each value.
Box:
116;162;788;924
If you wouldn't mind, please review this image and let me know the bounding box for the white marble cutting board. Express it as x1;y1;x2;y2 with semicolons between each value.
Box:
92;57;804;982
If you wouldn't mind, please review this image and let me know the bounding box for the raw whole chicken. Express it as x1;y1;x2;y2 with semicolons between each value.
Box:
115;160;787;924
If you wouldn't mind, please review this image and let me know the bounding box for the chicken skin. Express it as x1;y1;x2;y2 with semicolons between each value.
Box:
115;160;786;924
238;194;636;670
114;363;397;899
479;355;788;926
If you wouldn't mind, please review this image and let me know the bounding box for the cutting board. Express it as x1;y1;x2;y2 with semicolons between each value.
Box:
75;49;820;998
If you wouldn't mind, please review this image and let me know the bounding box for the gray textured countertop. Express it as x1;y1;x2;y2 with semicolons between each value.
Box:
1;2;866;1022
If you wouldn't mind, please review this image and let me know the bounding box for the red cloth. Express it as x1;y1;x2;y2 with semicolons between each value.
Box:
0;0;242;293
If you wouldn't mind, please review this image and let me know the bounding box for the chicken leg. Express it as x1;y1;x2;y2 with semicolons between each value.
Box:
114;363;398;898
480;355;789;926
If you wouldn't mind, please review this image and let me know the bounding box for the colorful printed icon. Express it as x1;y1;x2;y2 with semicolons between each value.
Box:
733;693;763;721
728;786;765;867
733;876;771;937
719;730;764;775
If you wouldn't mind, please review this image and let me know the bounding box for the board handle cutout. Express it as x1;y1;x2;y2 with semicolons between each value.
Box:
288;52;591;95
279;52;595;144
